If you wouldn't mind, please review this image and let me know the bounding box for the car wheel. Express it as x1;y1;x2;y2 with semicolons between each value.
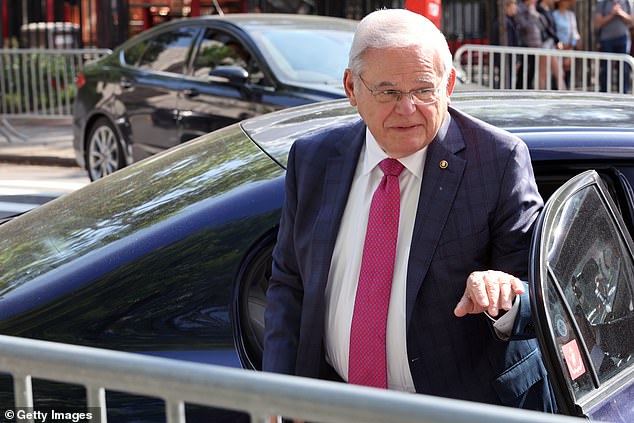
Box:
236;240;273;370
85;118;125;181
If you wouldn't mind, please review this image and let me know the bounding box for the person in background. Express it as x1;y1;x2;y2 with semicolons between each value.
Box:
538;0;567;89
504;0;522;47
594;0;632;93
263;8;556;422
515;0;544;88
491;0;522;88
554;0;581;48
553;0;581;86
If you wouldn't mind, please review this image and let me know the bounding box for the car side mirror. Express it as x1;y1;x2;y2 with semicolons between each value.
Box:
208;66;249;84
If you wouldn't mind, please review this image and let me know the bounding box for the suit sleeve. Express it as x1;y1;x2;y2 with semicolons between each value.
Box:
262;142;304;375
490;139;543;339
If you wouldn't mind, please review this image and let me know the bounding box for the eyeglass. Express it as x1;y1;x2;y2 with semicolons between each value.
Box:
357;75;441;104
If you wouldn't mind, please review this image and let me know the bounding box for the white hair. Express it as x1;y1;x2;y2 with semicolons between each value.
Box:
348;9;453;83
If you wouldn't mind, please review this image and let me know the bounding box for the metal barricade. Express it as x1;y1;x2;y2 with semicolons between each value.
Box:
0;334;582;423
454;44;634;94
0;48;111;119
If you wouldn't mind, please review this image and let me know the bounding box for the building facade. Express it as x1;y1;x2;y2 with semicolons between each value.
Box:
0;0;597;52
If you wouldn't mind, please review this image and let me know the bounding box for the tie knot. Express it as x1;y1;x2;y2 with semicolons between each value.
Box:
379;158;404;177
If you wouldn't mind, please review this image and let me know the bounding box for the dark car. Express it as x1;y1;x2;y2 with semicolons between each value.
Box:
72;13;356;181
5;91;634;420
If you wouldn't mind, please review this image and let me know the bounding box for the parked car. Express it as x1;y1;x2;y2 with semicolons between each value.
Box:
6;91;634;420
72;13;356;181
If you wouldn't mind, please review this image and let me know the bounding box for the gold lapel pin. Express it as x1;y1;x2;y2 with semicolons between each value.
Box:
439;160;449;169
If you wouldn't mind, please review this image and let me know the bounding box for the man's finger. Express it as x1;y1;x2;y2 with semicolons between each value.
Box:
454;292;471;317
511;277;526;294
499;276;513;310
482;271;500;316
469;272;490;308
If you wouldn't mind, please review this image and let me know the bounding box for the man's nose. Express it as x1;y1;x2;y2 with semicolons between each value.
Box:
394;93;417;114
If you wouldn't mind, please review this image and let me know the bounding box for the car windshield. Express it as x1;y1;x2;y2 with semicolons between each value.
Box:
251;28;353;86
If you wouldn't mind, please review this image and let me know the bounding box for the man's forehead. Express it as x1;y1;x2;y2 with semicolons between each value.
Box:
362;47;441;81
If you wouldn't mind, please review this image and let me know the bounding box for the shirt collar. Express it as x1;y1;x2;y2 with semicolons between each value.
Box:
434;112;451;146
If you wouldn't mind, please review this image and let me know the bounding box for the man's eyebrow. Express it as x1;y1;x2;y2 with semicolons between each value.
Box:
414;77;436;85
373;81;397;88
373;78;435;89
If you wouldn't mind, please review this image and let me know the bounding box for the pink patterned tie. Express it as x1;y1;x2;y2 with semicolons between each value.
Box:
348;158;404;389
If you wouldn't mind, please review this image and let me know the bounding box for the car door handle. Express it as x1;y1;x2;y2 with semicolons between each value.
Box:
120;78;133;89
183;88;200;98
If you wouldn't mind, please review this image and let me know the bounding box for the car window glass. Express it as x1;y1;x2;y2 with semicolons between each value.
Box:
543;274;596;399
137;26;198;74
123;39;150;66
542;179;634;401
192;30;264;84
251;29;352;85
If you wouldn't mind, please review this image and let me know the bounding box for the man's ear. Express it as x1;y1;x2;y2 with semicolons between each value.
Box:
446;67;457;96
343;69;358;107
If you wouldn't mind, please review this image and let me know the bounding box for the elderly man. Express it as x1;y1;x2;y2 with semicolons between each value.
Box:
263;8;556;412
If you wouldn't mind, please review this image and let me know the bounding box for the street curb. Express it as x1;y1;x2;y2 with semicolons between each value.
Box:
0;154;78;167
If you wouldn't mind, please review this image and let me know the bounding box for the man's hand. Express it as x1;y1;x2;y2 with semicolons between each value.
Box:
613;3;622;15
454;270;525;318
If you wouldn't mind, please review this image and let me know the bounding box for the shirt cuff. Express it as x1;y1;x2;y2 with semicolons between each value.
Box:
487;295;520;341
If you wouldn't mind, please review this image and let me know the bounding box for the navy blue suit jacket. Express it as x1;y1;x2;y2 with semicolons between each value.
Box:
264;107;556;411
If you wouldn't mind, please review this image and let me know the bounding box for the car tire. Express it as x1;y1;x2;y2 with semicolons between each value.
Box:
85;117;125;181
235;239;274;370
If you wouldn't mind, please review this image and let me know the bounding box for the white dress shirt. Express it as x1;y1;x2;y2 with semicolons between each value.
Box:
323;127;519;393
324;128;424;393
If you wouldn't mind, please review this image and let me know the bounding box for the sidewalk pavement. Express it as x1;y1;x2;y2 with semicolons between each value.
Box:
0;117;77;167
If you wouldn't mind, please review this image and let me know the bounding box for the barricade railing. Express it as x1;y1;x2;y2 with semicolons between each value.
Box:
0;48;111;119
0;334;582;423
454;44;634;94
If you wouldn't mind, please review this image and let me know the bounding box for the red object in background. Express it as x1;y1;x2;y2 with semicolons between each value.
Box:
143;7;152;31
47;0;55;22
2;0;8;39
64;2;71;22
191;0;201;16
406;0;442;29
76;72;85;89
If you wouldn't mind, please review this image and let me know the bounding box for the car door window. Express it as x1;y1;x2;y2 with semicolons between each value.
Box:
132;26;198;74
531;170;634;419
191;29;265;84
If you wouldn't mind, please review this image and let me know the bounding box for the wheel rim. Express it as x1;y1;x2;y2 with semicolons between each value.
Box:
88;125;119;179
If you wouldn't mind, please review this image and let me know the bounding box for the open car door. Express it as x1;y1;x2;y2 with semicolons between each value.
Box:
530;170;634;421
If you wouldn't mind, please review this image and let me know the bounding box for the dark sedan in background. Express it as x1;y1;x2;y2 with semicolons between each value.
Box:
6;91;634;420
72;13;356;180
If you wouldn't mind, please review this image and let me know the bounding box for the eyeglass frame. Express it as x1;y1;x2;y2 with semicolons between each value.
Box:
356;74;444;104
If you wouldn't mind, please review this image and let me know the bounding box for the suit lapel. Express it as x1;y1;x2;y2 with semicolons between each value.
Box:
311;120;366;298
406;113;467;328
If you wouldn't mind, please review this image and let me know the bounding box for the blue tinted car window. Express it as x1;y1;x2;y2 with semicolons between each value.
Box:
137;26;198;74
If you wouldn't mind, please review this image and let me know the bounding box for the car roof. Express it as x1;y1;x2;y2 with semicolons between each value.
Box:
242;91;634;167
449;91;634;130
120;13;357;45
194;13;359;30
